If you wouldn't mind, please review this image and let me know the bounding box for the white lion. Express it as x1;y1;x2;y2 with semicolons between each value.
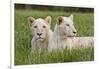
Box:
48;15;93;51
28;16;52;51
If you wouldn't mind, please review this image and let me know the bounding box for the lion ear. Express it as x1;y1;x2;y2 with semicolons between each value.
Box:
57;16;63;25
45;16;51;25
28;16;35;26
69;14;73;21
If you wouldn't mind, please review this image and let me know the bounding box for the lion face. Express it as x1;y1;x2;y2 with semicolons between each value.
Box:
28;16;51;41
56;15;77;37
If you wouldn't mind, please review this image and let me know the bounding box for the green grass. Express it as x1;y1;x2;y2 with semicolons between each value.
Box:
14;9;94;65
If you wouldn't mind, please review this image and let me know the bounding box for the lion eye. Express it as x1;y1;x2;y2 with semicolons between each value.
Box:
34;26;37;28
43;25;46;28
66;24;69;26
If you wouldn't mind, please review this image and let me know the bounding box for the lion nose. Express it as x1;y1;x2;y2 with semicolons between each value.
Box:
73;31;77;34
37;33;42;36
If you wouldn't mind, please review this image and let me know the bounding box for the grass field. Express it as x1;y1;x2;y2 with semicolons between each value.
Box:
15;9;94;65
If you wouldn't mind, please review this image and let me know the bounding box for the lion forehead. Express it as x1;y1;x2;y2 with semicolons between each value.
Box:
63;17;73;24
34;18;47;26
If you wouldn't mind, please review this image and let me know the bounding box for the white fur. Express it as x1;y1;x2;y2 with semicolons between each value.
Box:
28;16;52;51
48;15;93;51
65;37;93;49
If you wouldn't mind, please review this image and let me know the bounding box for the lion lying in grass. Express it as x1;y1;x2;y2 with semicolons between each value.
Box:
28;16;52;51
48;15;93;51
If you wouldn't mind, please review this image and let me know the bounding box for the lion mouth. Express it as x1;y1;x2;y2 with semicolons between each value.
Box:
68;36;75;37
37;37;44;40
67;35;76;37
